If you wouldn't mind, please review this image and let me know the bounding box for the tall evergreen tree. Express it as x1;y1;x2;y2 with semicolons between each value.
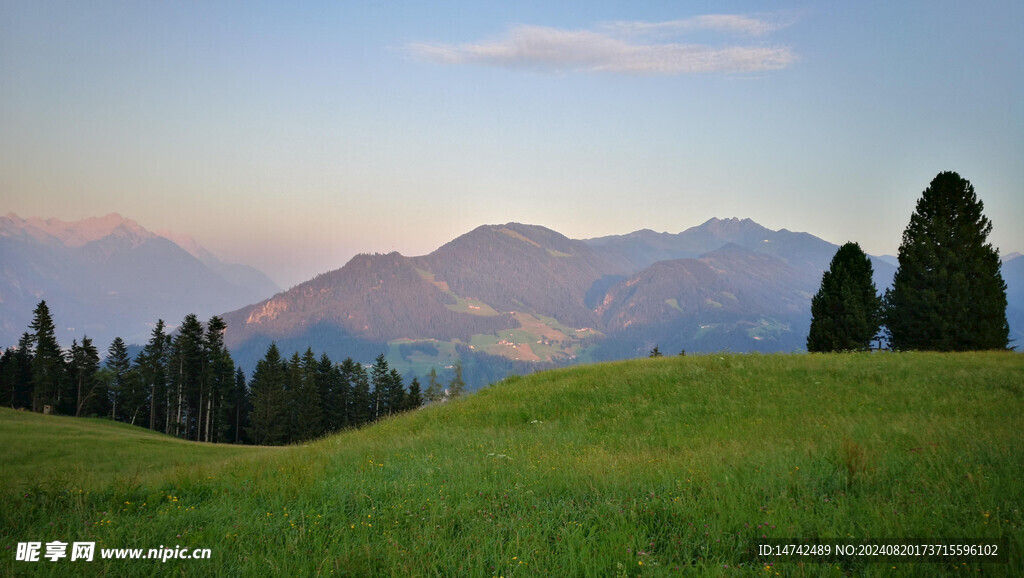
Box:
386;368;405;416
346;358;372;427
884;171;1009;350
29;301;66;413
248;343;288;445
405;376;423;411
228;368;250;444
290;348;323;442
202;316;235;443
169;314;205;438
423;367;443;403
136;320;168;432
106;337;131;420
807;242;882;352
447;361;466;399
317;353;346;432
69;337;103;417
370;354;389;419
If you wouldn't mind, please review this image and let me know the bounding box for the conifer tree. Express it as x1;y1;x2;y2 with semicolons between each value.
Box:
229;368;250;444
884;171;1009;350
170;314;205;438
29;301;66;413
386;368;405;416
447;361;466;399
291;348;323;441
807;242;882;352
136;320;168;432
424;367;443;403
370;354;390;419
405;376;423;410
106;337;131;420
317;353;345;433
69;336;103;417
248;343;288;445
346;358;372;426
202;316;234;442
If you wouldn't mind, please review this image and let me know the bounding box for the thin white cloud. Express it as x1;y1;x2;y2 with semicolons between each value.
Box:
602;14;790;38
406;22;797;75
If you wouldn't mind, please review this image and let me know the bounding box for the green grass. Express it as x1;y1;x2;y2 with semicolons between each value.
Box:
2;352;1022;576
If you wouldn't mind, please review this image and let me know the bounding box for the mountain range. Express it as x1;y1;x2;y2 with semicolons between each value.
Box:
220;218;903;386
5;214;1020;388
0;213;280;347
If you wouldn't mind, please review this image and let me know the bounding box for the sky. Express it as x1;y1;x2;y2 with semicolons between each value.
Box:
2;1;1022;287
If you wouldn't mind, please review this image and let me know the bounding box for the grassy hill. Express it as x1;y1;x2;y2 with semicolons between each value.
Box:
2;352;1022;576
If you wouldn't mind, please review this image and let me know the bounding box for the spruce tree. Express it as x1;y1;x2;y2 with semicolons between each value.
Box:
884;171;1009;350
248;343;288;445
807;242;882;352
29;301;66;413
69;336;103;417
447;361;466;399
423;367;443;403
106;337;131;420
370;354;389;419
136;320;168;432
405;377;423;410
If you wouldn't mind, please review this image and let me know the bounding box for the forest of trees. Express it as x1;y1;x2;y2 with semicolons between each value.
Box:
0;301;464;445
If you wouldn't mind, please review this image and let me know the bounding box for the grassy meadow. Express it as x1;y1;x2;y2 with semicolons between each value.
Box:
1;352;1022;576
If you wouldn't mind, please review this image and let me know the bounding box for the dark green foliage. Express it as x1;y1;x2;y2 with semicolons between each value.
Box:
807;242;882;352
68;337;103;417
648;345;663;357
346;357;372;427
0;334;33;409
385;368;405;416
884;172;1009;351
136;320;168;432
29;301;66;413
105;337;131;420
248;343;288;445
423;367;443;403
405;377;423;410
228;368;250;444
289;349;323;442
169;314;205;438
447;361;466;398
370;354;389;419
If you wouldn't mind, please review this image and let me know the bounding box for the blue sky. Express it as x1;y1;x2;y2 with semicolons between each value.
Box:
2;1;1021;286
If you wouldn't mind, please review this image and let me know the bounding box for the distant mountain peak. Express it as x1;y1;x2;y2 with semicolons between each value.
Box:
13;212;154;248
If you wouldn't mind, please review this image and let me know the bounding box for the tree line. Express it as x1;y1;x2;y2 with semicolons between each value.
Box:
807;171;1010;352
0;304;465;445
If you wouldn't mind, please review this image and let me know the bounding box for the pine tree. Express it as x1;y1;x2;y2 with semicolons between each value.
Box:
1;335;34;409
290;348;323;442
136;320;168;432
370;354;389;419
807;242;882;352
169;314;205;438
386;368;405;416
202;316;235;443
106;337;131;420
405;377;423;410
248;343;288;445
229;368;250;444
884;171;1009;351
317;353;345;433
69;336;103;417
29;301;66;413
423;367;443;403
447;361;466;399
346;358;372;426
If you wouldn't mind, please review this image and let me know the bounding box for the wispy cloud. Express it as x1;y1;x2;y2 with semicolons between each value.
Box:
601;14;790;38
406;15;797;76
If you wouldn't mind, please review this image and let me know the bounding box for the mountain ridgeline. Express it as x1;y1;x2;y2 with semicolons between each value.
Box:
222;218;916;386
0;213;280;348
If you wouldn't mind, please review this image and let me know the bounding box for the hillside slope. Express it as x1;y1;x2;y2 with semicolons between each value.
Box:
3;353;1021;575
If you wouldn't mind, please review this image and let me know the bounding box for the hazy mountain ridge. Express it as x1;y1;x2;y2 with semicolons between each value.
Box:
0;213;280;347
220;218;919;385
